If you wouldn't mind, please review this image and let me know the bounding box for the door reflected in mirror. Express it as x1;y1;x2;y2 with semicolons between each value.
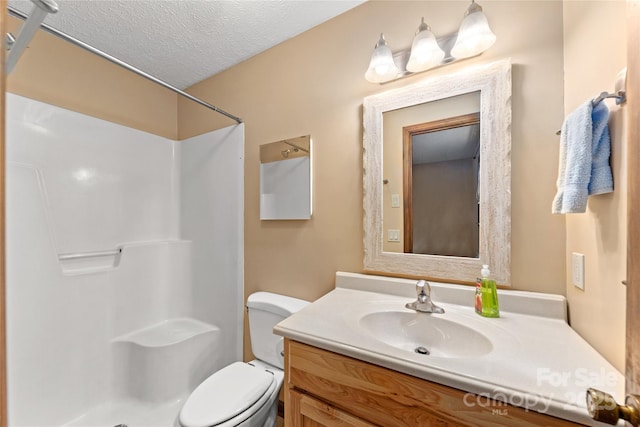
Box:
382;92;480;257
405;113;480;256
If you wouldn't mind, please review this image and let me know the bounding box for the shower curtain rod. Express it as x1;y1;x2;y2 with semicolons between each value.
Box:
6;0;58;74
7;6;243;124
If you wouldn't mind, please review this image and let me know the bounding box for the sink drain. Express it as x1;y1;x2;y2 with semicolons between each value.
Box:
414;346;430;355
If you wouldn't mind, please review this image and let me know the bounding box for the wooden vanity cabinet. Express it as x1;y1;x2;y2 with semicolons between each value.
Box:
283;339;583;427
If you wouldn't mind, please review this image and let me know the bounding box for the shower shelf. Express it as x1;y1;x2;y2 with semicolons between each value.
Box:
112;318;219;348
57;247;122;275
58;248;122;261
112;318;221;403
56;240;193;276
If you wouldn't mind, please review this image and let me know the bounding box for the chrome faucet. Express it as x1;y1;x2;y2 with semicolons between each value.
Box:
405;280;445;314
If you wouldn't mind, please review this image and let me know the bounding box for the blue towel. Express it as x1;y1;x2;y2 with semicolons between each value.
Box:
552;100;614;214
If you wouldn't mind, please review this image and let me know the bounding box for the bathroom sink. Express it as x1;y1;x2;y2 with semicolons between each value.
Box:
359;311;493;358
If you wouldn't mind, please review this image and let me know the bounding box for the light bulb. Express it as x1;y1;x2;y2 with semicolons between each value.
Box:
365;34;399;83
406;18;445;73
451;1;496;59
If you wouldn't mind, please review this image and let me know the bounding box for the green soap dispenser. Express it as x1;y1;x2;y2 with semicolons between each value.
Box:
478;264;500;318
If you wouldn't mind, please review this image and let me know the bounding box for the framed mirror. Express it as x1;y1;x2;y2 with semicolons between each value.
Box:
363;59;511;285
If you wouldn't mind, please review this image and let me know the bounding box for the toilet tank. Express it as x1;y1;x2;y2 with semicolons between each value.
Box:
247;292;309;369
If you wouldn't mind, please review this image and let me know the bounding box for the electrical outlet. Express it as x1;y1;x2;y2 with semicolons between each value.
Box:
387;229;400;242
572;252;585;290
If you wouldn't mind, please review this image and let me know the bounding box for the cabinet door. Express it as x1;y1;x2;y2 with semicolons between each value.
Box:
285;340;581;426
287;389;376;427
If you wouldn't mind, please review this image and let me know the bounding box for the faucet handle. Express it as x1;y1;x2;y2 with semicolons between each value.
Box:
407;279;444;314
416;280;430;296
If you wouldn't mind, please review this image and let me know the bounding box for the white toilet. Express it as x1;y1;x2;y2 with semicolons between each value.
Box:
178;292;309;427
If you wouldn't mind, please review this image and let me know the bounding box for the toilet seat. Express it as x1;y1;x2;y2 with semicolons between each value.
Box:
179;362;276;427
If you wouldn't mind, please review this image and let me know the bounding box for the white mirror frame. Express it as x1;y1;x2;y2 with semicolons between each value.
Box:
363;59;512;285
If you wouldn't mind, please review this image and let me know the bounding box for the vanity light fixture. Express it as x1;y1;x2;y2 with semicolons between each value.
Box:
364;0;496;84
406;18;445;73
450;0;496;59
364;33;399;83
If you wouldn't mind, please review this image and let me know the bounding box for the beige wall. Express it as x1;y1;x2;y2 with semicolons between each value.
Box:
6;16;178;139
562;1;627;372
178;1;567;360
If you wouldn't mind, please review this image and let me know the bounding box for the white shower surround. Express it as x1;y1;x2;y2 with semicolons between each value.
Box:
5;93;244;426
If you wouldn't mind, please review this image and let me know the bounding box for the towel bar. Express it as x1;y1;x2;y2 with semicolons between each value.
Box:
556;90;626;135
592;90;626;106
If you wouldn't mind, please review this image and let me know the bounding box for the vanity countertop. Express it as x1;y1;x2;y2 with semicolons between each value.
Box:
273;272;625;426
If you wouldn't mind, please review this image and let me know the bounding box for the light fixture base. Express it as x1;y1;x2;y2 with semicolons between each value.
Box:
378;32;485;85
366;0;496;84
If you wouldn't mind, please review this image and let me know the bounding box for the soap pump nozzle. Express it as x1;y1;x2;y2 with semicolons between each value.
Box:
481;264;490;278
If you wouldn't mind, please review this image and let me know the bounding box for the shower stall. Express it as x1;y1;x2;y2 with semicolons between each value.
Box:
4;2;245;425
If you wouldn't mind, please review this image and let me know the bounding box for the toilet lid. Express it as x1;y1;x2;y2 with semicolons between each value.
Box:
179;362;275;427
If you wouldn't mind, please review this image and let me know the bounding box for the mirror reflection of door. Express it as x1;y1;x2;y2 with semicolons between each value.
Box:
403;113;480;257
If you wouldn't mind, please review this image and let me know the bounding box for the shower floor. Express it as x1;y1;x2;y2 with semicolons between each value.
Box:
62;396;187;427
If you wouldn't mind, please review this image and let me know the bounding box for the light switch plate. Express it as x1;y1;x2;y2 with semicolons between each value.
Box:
387;229;400;242
572;252;585;290
391;194;400;208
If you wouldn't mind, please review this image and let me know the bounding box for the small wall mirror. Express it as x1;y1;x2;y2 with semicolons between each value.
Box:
260;135;312;220
363;60;511;284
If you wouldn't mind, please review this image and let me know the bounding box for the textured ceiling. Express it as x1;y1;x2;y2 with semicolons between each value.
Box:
8;0;364;89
